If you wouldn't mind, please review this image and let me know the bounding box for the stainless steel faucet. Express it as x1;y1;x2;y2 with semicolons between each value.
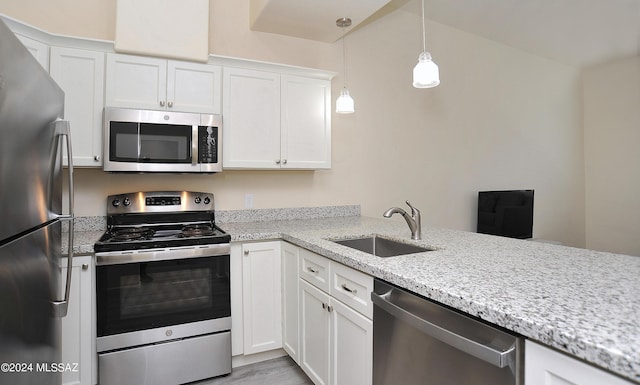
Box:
383;201;422;240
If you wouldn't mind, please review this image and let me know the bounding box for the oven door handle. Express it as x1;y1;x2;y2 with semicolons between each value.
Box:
95;243;231;266
371;290;516;369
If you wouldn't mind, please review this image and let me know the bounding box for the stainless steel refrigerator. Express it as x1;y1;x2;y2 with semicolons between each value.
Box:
0;19;74;385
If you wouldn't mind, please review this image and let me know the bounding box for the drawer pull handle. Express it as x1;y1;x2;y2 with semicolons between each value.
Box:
341;284;357;294
307;267;318;274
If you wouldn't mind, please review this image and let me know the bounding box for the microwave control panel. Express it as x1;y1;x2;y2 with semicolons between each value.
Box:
198;125;218;163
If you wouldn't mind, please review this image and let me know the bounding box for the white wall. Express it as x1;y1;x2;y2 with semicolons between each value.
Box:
345;10;584;247
584;56;640;256
1;0;587;248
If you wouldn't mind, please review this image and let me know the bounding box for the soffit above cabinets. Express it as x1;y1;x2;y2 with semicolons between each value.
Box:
249;0;393;42
115;0;209;62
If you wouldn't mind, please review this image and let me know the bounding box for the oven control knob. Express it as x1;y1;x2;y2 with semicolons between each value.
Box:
195;196;202;204
204;197;211;205
123;197;131;206
112;199;121;207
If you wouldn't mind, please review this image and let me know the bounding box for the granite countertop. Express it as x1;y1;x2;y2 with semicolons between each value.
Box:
67;214;640;383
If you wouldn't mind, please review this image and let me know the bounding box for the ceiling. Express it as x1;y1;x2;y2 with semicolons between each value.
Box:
249;0;640;69
249;0;392;42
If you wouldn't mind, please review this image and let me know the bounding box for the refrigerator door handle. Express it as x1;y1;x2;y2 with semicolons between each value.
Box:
52;120;74;318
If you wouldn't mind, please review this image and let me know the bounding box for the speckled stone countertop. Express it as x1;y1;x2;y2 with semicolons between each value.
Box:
65;213;640;382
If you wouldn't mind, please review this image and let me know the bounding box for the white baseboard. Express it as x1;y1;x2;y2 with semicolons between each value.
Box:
231;348;288;368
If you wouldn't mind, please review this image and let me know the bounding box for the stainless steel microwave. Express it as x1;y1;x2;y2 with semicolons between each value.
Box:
103;107;222;173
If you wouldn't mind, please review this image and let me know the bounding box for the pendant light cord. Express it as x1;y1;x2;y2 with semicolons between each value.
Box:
342;24;348;87
421;0;426;53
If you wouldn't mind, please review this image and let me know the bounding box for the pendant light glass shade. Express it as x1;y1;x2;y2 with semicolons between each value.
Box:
413;0;439;88
413;51;440;88
336;87;355;114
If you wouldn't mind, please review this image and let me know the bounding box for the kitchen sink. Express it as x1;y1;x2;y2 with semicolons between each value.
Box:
332;235;433;257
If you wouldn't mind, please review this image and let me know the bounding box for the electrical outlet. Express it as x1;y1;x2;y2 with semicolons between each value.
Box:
244;194;254;209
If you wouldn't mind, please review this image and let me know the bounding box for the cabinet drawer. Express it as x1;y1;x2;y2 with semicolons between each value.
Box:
299;248;330;293
330;262;373;319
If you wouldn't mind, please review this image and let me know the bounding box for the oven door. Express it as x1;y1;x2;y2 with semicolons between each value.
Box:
96;254;230;352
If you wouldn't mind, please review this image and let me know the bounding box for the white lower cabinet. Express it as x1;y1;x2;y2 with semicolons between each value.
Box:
282;242;300;363
330;298;373;385
240;241;283;355
297;247;373;385
525;340;632;385
60;254;95;385
230;243;244;356
300;280;331;385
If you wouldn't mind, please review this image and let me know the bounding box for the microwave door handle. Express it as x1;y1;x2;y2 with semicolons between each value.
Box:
192;125;198;165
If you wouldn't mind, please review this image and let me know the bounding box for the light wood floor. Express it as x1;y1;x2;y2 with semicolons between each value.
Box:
193;356;313;385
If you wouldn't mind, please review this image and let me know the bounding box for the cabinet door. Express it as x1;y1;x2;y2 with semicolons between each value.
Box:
229;243;244;356
16;34;49;70
281;75;331;169
525;340;631;385
50;47;105;167
300;279;331;385
331;299;373;385
282;242;300;363
167;60;221;114
222;68;281;169
60;255;95;385
105;53;167;110
242;241;282;354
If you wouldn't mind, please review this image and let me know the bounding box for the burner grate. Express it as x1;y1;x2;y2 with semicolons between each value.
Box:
110;227;155;242
180;224;215;238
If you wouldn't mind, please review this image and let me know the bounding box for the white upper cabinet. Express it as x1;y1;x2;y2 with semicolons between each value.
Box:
16;34;49;70
105;53;221;114
50;46;105;167
222;68;332;170
167;60;221;114
281;75;331;169
222;67;282;169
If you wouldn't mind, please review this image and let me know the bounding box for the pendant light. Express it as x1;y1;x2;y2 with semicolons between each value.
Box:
413;0;439;88
336;17;355;114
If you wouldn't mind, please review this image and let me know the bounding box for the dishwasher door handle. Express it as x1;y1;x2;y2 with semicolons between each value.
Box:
371;290;516;368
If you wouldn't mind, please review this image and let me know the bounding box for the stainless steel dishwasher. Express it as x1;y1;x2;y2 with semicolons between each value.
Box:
371;279;523;385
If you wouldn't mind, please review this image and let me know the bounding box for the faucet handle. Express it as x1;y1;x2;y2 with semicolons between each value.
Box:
405;200;420;216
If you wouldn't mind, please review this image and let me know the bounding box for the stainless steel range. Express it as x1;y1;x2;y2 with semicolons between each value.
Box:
94;191;232;385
